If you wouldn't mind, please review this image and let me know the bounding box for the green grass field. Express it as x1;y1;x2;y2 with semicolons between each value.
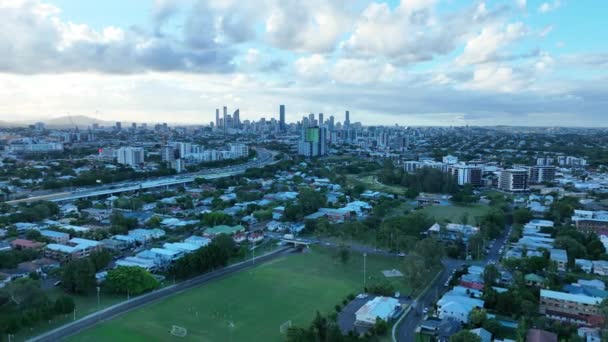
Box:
14;287;126;341
420;204;490;224
346;174;408;196
69;247;415;342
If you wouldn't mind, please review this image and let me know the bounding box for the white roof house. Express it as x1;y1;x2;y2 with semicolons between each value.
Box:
163;242;200;253
184;236;211;247
437;290;485;324
149;248;182;261
355;296;400;326
540;289;602;306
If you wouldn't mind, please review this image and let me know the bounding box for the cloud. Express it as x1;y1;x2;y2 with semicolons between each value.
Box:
456;22;527;65
265;0;353;53
515;0;527;10
462;64;530;92
538;1;560;13
341;1;511;65
294;54;328;82
539;25;553;37
0;0;234;74
152;0;181;32
237;48;285;72
330;59;401;84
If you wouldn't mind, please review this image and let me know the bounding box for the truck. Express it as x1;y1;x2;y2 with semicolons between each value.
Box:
283;234;294;240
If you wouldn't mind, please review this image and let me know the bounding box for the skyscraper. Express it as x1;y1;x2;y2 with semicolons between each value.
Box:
223;106;227;131
233;109;240;129
329;116;335;131
344;110;350;128
298;126;327;157
308;113;315;126
279;105;286;131
215;109;220;127
319;113;324;127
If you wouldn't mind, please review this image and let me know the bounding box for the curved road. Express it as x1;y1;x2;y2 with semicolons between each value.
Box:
28;246;294;342
8;148;278;204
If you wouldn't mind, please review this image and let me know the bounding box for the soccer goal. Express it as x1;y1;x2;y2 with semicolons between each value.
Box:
279;320;292;334
170;325;188;338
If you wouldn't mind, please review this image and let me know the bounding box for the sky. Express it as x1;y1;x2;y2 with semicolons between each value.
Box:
0;0;607;126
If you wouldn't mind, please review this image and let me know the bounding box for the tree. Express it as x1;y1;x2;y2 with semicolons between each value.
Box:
600;299;608;328
403;253;431;290
513;208;533;225
483;264;499;286
146;215;162;228
310;311;328;341
90;250;112;272
482;319;501;336
414;238;445;268
62;258;96;294
54;295;75;314
450;330;481;342
373;318;389;336
470;308;487;327
299;188;326;215
104;266;159;296
25;229;42;241
338;247;350;265
405;188;419;199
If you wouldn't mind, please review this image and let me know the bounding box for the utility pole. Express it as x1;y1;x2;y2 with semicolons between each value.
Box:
73;308;76;321
363;253;367;288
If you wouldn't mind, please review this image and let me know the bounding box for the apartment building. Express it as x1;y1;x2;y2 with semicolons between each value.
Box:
498;168;529;192
44;238;102;263
528;165;556;184
539;289;603;327
447;164;483;187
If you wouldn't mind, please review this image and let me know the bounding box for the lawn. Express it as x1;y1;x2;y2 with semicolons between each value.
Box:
15;288;126;341
420;204;491;224
346;174;408;196
69;247;415;342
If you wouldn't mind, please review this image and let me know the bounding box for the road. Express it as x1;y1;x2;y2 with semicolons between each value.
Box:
394;226;511;342
267;232;404;257
28;246;294;342
9;148;277;204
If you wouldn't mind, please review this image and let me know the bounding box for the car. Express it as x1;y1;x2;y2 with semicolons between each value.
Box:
422;307;429;314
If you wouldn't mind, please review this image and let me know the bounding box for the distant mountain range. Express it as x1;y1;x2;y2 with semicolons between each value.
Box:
0;115;116;128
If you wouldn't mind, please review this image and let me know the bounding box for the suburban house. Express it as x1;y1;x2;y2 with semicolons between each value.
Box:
550;249;568;272
40;230;70;244
10;239;44;250
437;289;485;324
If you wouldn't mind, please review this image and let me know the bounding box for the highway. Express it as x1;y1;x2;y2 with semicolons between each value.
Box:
8;148;277;204
393;225;511;342
28;246;294;342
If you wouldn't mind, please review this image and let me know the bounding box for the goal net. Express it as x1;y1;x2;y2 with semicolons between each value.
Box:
279;320;292;334
170;325;188;338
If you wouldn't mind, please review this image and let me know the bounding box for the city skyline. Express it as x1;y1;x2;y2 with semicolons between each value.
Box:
0;0;607;127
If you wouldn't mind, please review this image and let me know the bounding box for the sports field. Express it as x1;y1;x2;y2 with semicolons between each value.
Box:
70;247;412;342
420;204;490;224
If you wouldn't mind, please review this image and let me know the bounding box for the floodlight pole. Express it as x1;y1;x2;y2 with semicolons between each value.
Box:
96;286;101;307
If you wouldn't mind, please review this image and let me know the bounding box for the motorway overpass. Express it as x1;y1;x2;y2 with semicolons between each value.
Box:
7;148;278;205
